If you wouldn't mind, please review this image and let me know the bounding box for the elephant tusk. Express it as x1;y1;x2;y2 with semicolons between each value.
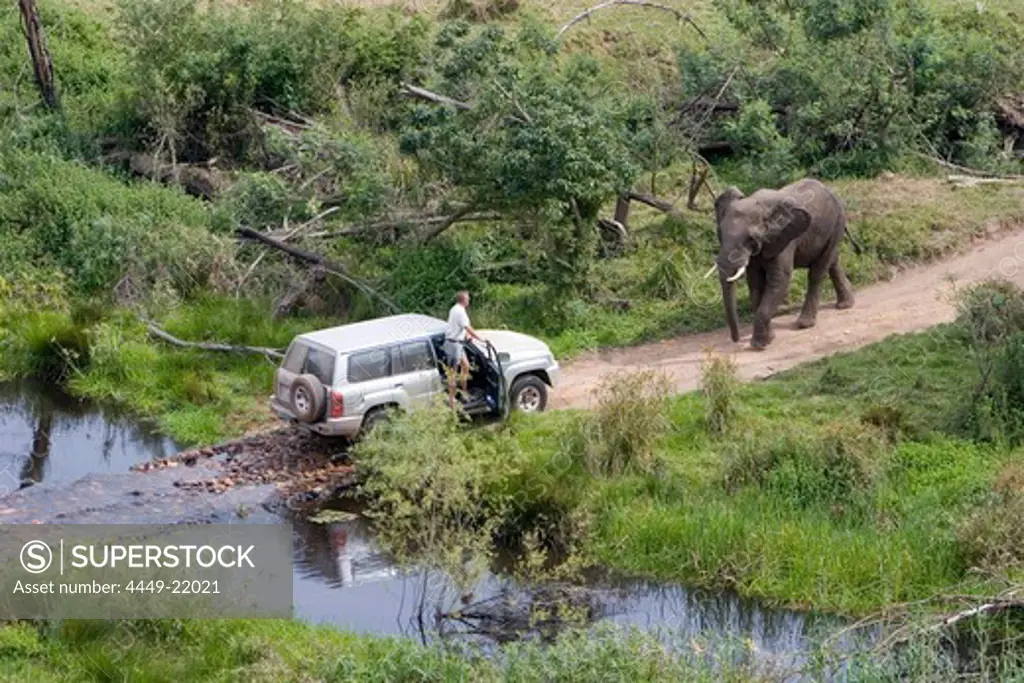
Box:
725;265;747;283
703;265;719;279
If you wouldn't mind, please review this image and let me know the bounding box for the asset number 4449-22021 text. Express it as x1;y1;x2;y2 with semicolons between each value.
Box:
124;580;220;594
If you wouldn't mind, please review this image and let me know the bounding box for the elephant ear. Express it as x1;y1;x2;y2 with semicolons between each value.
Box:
752;200;812;260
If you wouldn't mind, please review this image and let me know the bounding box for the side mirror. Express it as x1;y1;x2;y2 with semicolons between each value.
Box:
497;352;511;364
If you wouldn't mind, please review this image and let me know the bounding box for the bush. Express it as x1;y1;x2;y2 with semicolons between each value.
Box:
352;401;506;593
0;150;229;298
954;279;1024;348
681;0;1024;175
723;420;889;511
562;370;672;478
700;349;740;437
957;489;1024;572
954;280;1024;446
117;0;429;161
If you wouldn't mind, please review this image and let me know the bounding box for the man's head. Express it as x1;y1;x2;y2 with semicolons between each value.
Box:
456;290;470;307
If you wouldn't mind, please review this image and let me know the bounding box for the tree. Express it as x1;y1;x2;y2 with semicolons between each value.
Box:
399;22;640;297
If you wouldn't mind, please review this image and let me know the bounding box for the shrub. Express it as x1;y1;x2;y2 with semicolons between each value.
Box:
117;0;429;161
442;0;520;23
723;420;889;511
700;348;740;437
954;279;1024;349
564;370;672;478
352;401;506;594
0;150;229;298
954;280;1024;446
643;254;686;300
957;489;1024;572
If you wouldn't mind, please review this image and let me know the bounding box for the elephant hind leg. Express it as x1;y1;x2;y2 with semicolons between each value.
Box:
830;260;855;309
796;262;827;329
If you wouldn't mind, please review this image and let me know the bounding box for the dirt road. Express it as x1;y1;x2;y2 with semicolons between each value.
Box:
551;226;1024;410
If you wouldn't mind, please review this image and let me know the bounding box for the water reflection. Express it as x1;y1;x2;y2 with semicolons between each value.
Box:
0;380;179;490
285;501;877;665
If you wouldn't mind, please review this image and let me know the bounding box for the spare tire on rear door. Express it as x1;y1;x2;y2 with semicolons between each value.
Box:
291;374;325;423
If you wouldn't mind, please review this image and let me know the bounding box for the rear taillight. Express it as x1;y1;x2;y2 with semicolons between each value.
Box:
329;390;344;418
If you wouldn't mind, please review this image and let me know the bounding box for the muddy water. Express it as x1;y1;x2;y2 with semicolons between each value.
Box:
0;381;874;670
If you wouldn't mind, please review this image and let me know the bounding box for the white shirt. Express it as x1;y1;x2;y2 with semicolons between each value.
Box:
446;303;470;342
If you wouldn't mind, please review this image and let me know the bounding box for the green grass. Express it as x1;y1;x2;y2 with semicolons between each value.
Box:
0;618;760;682
491;324;1021;615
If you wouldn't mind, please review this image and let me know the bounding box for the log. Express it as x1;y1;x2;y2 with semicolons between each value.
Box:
237;227;400;313
19;0;59;110
914;151;1024;180
627;191;683;218
146;323;285;360
400;83;472;111
301;212;504;240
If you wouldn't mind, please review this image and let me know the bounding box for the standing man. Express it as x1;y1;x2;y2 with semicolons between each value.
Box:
444;290;484;410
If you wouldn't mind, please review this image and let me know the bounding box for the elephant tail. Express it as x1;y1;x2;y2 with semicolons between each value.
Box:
845;225;864;256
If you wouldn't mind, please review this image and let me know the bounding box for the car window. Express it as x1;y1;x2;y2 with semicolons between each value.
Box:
282;341;308;373
397;341;435;374
348;347;391;383
303;347;336;385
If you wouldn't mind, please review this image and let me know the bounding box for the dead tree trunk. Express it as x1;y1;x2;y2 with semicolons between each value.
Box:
19;0;60;111
613;194;631;231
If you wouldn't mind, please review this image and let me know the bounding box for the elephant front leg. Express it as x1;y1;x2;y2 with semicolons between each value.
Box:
796;262;828;329
751;311;775;350
746;265;766;312
751;266;790;350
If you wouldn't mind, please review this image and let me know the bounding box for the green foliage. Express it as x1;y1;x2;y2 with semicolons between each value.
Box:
958;486;1024;572
723;420;890;512
560;370;672;478
954;278;1024;348
954;280;1024;446
0;149;227;297
116;0;429;160
642;253;686;300
400;25;640;292
352;401;507;593
700;349;740;437
689;0;1024;175
240;123;390;223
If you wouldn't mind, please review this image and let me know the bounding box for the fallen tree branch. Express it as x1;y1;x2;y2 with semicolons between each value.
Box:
145;322;284;360
422;205;477;243
237;227;400;313
627;191;683;218
947;174;1023;188
556;1;707;42
912;150;1024;180
400;82;472;111
302;212;504;239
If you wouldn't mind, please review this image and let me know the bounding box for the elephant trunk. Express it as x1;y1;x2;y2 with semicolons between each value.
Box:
720;274;741;343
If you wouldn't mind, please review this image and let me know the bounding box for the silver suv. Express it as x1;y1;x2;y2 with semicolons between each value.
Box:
269;313;560;439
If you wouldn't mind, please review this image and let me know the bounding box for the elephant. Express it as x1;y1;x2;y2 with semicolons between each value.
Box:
707;178;859;350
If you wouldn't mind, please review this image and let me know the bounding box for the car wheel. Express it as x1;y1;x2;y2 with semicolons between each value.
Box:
359;407;392;439
291;374;325;423
509;375;547;414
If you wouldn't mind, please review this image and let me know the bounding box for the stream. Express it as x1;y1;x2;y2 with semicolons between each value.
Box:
0;380;878;674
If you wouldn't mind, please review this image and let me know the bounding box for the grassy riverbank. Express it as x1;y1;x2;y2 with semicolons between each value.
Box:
340;280;1024;621
4;614;1024;682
